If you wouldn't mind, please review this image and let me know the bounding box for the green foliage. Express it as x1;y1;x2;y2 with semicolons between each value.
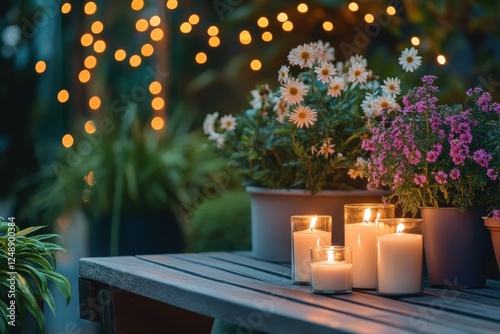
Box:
0;221;70;333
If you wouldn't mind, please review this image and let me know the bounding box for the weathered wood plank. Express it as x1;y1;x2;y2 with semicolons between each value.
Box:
141;254;498;334
80;256;404;334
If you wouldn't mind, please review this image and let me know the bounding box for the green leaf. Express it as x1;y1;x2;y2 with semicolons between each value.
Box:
39;268;72;305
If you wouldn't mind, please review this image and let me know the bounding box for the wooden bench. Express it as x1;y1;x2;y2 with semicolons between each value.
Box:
79;251;500;333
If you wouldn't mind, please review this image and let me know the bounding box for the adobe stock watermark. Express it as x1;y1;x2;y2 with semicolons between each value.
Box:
3;0;65;57
51;65;169;182
213;0;245;21
340;0;404;59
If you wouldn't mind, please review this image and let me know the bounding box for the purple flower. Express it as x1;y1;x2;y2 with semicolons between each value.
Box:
493;210;500;219
473;149;492;167
449;168;461;180
478;92;492;112
487;168;498;180
413;174;427;187
421;75;437;85
434;171;448;184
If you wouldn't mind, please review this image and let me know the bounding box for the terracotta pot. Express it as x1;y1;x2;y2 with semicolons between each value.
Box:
247;186;390;263
484;217;500;273
421;207;489;288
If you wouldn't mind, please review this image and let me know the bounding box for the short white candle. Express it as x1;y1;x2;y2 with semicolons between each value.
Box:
311;261;353;292
377;230;423;295
345;220;378;289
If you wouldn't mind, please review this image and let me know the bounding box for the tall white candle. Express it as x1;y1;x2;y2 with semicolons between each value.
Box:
377;232;423;294
310;261;352;292
345;222;377;288
292;229;331;282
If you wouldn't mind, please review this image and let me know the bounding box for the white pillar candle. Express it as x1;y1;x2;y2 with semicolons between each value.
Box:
311;261;353;292
377;233;423;294
345;222;377;288
292;229;331;283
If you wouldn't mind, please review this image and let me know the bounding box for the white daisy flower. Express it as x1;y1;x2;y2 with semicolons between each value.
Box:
278;65;290;84
280;78;309;105
327;77;346;98
208;132;225;148
288;43;316;69
373;94;399;116
381;77;401;96
314;40;335;62
289;105;317;128
203;112;219;135
220;115;237;131
349;54;367;67
317;139;335;159
347;62;368;84
314;61;337;84
361;93;376;117
398;47;422;72
273;99;290;124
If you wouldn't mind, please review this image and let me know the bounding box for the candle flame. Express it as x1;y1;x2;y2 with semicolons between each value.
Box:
396;223;405;234
327;249;334;263
363;208;371;223
309;215;317;230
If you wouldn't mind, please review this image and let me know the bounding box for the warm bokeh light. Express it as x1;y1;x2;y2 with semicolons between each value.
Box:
62;134;74;148
277;12;288;22
323;21;334;31
411;37;420;46
84;120;96;134
81;33;93;47
166;0;178;10
89;96;101;110
57;89;69;103
93;40;106;53
141;43;154;57
297;3;308;13
195;52;207;64
189;14;200;25
84;2;97;15
348;2;359;11
208;36;220;47
151;117;164;130
261;31;272;42
129;55;142;67
35;60;46;73
84;55;97;69
91;21;103;34
250;59;262;71
150;28;164;41
131;0;144;11
149;81;162;94
239;30;252;44
180;22;192;33
152;97;165;110
150;15;161;27
207;26;219;36
114;49;127;61
79;70;91;83
387;6;396;15
257;17;269;28
61;3;71;14
282;21;293;31
85;171;96;186
364;14;375;23
136;18;149;32
437;54;446;65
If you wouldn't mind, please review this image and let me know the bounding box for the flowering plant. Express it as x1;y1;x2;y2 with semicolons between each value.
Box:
363;75;500;216
203;41;385;193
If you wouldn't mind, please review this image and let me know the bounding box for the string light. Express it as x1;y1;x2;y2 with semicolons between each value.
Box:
89;96;101;110
129;55;142;67
323;21;334;32
166;0;178;10
180;22;192;33
81;33;93;47
386;6;396;15
35;60;46;73
93;40;106;53
79;70;91;83
348;2;359;11
152;97;165;110
136;19;149;32
195;52;207;64
261;31;272;42
282;21;293;31
149;81;162;94
57;89;70;103
151;117;164;130
141;44;154;57
62;134;74;148
84;120;96;134
207;26;219;36
364;14;374;23
209;36;220;47
437;54;446;65
114;49;127;61
91;21;104;34
61;3;71;14
277;12;288;22
239;30;252;45
150;28;164;41
411;37;420;46
131;0;144;11
84;55;97;69
188;14;200;25
150;15;161;27
297;3;308;13
250;59;262;71
84;2;97;15
257;17;269;28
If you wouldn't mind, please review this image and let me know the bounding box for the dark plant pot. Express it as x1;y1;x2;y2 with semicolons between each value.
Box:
89;210;185;257
421;207;490;288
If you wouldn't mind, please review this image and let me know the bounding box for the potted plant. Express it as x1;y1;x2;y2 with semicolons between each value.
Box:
203;41;412;262
363;75;500;287
21;106;225;256
484;209;500;274
0;220;71;333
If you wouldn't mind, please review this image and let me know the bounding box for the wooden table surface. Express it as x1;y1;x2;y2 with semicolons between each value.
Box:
79;251;500;334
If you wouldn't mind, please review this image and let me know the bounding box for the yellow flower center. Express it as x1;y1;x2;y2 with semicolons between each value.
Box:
381;101;389;108
389;84;395;90
301;52;310;60
289;87;298;96
407;56;413;63
354;70;361;76
298;111;307;119
322;69;329;75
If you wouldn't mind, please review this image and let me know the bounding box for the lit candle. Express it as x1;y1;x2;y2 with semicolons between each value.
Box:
344;208;378;288
292;216;331;283
310;248;352;293
377;223;423;295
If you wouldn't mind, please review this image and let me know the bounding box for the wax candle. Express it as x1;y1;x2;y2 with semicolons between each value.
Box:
310;261;353;292
292;229;331;283
377;226;423;295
